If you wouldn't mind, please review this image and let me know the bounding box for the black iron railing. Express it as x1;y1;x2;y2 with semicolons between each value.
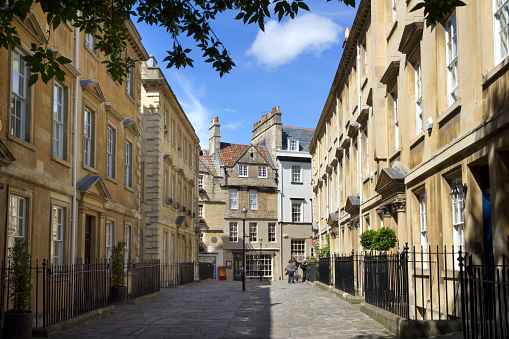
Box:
334;253;355;295
130;260;160;300
460;253;509;339
318;257;330;285
308;261;317;282
199;262;214;280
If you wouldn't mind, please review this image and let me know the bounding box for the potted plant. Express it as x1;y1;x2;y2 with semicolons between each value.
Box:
199;217;206;223
359;229;377;252
199;187;206;194
110;241;127;305
2;241;33;339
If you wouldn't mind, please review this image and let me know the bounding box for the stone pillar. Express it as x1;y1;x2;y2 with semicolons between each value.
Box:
393;200;407;248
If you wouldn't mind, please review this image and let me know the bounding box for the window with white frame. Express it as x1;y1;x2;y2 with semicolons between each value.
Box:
258;166;267;178
419;194;428;261
53;82;66;159
106;126;115;178
199;205;204;217
268;223;276;242
126;65;134;98
198;175;203;188
125;140;132;188
164;169;169;203
238;164;248;177
291;239;305;262
85;32;95;50
51;206;65;266
229;222;238;242
11;48;30;142
229;189;238;209
288;138;299;151
494;0;509;64
83;109;94;167
8;195;28;249
124;225;131;267
393;92;399;149
249;190;257;210
292;165;302;183
379;211;384;228
445;13;458;107
106;220;114;259
415;59;423;134
245;254;272;277
292;202;303;223
451;177;465;255
249;223;257;242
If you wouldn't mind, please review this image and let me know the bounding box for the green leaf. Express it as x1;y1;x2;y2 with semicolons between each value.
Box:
56;56;72;64
410;2;426;12
27;74;38;87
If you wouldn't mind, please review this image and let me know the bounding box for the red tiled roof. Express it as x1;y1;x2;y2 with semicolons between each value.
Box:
199;155;219;176
217;142;271;167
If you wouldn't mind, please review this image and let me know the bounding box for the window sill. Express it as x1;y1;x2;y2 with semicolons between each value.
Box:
291;182;303;185
386;20;398;42
258;176;267;179
84;44;99;62
125;92;135;104
50;155;71;168
409;131;425;149
438;99;462;125
7;134;35;151
239;176;248;178
389;148;401;162
482;56;509;90
124;185;134;193
106;176;118;185
82;163;98;174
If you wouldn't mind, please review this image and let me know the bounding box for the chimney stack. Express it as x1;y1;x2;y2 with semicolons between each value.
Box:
209;117;220;155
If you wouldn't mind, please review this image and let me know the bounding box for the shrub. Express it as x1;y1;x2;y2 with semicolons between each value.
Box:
111;241;125;287
373;227;397;252
359;229;377;250
8;241;32;312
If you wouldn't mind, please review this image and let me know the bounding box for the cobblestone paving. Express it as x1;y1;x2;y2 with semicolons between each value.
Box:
52;280;396;339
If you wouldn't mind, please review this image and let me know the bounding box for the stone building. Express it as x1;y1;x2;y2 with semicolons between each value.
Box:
251;107;315;280
140;56;200;265
0;8;148;264
310;0;509;318
198;117;278;280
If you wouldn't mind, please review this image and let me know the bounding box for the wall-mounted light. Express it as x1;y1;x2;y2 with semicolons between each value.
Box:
450;183;467;196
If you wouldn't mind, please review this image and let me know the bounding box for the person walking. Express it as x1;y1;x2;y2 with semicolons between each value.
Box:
285;259;295;284
301;257;308;283
293;257;300;282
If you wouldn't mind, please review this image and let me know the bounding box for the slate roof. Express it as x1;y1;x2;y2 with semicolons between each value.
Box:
282;126;315;152
76;174;102;190
199;155;220;176
217;142;272;167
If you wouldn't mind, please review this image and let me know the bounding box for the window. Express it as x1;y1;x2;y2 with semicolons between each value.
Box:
292;202;302;223
51;206;65;266
85;32;95;50
291;240;305;262
268;223;276;242
125;140;132;188
445;13;458;107
199;205;204;217
163;231;168;265
8;195;28;249
258;166;267;178
288;138;299;151
106;126;115;178
393;92;399;149
124;225;131;267
106;220;114;259
249;190;257;210
238;164;248;177
364;44;368;77
199;175;204;188
11;48;30;142
245;254;272;277
183;137;187;162
292;165;302;183
53;82;67;159
419;194;428;256
229;222;238;242
164;169;169;203
83;109;95;167
126;65;134;98
229;189;238;209
392;0;397;22
249;223;257;242
494;0;509;63
415;60;423;134
451;177;465;256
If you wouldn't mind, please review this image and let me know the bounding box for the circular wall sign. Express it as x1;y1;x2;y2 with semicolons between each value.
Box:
211;236;218;243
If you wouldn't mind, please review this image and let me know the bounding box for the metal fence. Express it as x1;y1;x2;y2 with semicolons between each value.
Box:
334;253;355;295
130;260;160;300
308;261;317;282
199;263;214;281
460;253;509;339
160;262;195;287
318;257;330;285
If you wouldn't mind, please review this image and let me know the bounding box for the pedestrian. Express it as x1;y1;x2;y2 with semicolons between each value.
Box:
293;257;299;282
285;259;295;284
301;257;308;283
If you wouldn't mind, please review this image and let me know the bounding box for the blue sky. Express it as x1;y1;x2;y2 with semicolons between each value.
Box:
134;2;357;149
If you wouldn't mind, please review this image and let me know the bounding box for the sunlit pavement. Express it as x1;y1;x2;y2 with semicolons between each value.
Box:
51;280;396;338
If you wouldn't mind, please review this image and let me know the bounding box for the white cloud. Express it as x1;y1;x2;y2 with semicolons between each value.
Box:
223;120;245;131
247;13;342;68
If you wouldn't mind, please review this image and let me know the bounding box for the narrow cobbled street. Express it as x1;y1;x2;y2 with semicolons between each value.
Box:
52;281;395;339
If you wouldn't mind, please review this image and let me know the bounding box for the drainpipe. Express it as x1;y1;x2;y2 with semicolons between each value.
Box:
336;94;341;255
71;24;79;265
356;40;363;252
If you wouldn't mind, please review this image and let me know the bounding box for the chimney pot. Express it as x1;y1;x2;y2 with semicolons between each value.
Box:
345;27;350;39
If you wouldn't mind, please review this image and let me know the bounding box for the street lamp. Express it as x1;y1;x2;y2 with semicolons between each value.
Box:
241;206;247;291
259;238;263;282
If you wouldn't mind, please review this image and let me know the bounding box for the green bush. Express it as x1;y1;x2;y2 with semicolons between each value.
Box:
360;227;397;253
111;241;125;287
8;241;32;312
359;229;377;250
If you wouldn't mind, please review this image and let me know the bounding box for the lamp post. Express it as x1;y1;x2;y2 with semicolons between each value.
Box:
241;206;247;291
259;238;263;282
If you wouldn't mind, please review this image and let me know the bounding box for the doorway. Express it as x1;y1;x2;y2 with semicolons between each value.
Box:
85;215;92;262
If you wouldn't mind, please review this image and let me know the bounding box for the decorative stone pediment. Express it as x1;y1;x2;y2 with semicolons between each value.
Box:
345;196;360;216
0;139;16;166
366;88;373;107
326;163;333;174
105;104;124;122
380;60;400;93
51;50;79;77
123;119;140;137
327;212;338;226
341;137;351;149
163;153;172;164
347;122;359;138
375;167;406;207
335;147;344;159
77;174;112;202
14;12;48;45
81;79;106;104
356;107;369;126
398;21;424;55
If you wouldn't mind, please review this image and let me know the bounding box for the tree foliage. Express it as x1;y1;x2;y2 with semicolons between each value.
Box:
359;229;376;250
111;241;126;287
7;241;32;312
0;0;464;85
360;227;397;252
311;233;330;260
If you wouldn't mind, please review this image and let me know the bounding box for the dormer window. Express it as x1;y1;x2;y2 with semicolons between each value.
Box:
288;138;299;151
238;164;248;177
